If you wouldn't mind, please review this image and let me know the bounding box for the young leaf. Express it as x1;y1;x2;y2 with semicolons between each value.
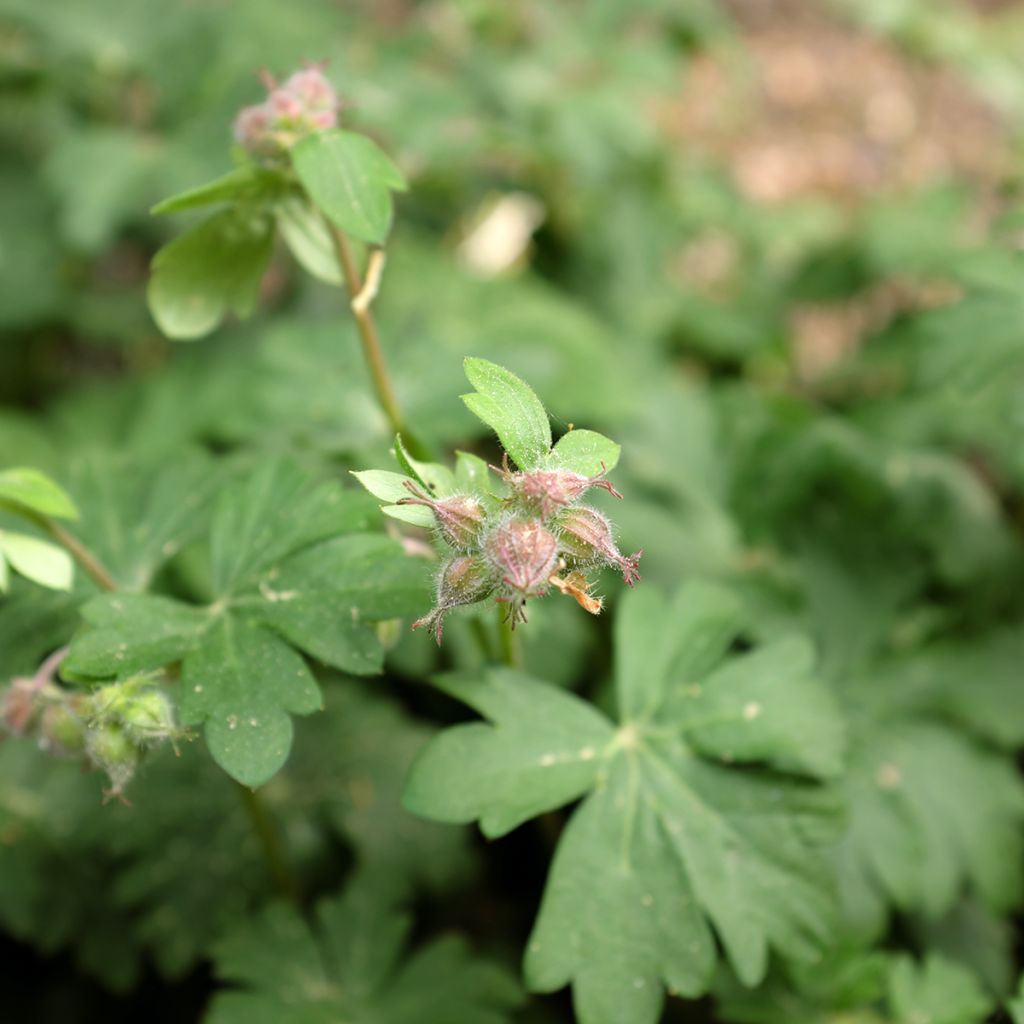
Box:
547;429;621;477
150;165;287;215
393;434;456;496
461;358;552;470
888;955;993;1024
350;469;434;528
204;873;522;1024
404;581;844;1022
291;130;407;245
0;532;73;591
0;467;79;520
148;207;274;340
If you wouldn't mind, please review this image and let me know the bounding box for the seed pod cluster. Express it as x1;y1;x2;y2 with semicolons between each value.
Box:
402;458;641;643
1;666;180;801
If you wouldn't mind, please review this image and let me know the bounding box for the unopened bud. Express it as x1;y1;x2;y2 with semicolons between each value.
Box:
503;459;622;519
413;555;497;643
120;690;176;747
233;66;339;156
1;679;40;735
485;517;559;626
557;506;642;586
87;723;140;799
398;482;486;551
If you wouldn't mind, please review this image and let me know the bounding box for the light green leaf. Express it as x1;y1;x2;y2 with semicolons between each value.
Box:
888;955;993;1024
547;429;621;477
351;470;434;528
148;207;274;340
205;873;522;1024
461;357;552;470
0;551;7;592
274;196;342;284
0;532;73;591
393;434;455;496
404;583;843;1020
454;451;495;499
291;130;407;245
151;165;287;215
0;467;79;520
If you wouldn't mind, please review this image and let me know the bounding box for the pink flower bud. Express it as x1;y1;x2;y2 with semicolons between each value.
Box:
557;506;642;586
282;68;336;111
500;457;623;520
485;517;559;626
413;555;497;643
233;102;273;149
398;482;486;551
269;89;305;122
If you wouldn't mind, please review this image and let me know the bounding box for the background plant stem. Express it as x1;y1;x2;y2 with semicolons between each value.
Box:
235;782;299;903
326;221;432;461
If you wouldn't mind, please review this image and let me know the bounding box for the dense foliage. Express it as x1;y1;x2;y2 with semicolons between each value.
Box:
3;1;1024;1022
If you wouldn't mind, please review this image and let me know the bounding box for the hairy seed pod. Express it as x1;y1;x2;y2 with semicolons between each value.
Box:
499;457;623;520
557;506;642;586
398;481;486;550
413;555;497;644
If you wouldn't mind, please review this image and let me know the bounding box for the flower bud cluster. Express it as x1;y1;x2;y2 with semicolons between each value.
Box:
233;67;339;156
2;666;180;801
402;457;641;643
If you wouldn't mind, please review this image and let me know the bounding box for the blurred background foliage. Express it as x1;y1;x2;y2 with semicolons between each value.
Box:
2;0;1024;1021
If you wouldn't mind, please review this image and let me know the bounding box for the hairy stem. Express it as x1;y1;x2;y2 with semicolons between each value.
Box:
235;782;299;903
326;221;431;460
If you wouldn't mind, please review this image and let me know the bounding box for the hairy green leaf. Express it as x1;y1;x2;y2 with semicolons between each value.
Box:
461;357;552;470
0;467;79;520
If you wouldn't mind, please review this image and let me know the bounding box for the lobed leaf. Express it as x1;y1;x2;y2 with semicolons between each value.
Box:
404;582;844;1021
547;429;621;477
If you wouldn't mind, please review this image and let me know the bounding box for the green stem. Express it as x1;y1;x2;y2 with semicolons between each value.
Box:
497;608;523;669
325;221;432;461
235;782;299;903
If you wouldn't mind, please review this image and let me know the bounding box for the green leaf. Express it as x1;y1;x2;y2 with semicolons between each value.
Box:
461;357;552;470
0;550;7;592
454;451;495;499
64;594;210;679
0;532;73;591
547;429;621;477
183;615;320;787
350;470;434;528
151;165;287;215
274;197;342;284
888;955;993;1024
393;434;455;496
0;467;79;520
404;582;843;1021
1010;975;1024;1024
205;873;522;1024
291;130;407;245
836;718;1024;938
148;207;274;340
207;459;353;597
